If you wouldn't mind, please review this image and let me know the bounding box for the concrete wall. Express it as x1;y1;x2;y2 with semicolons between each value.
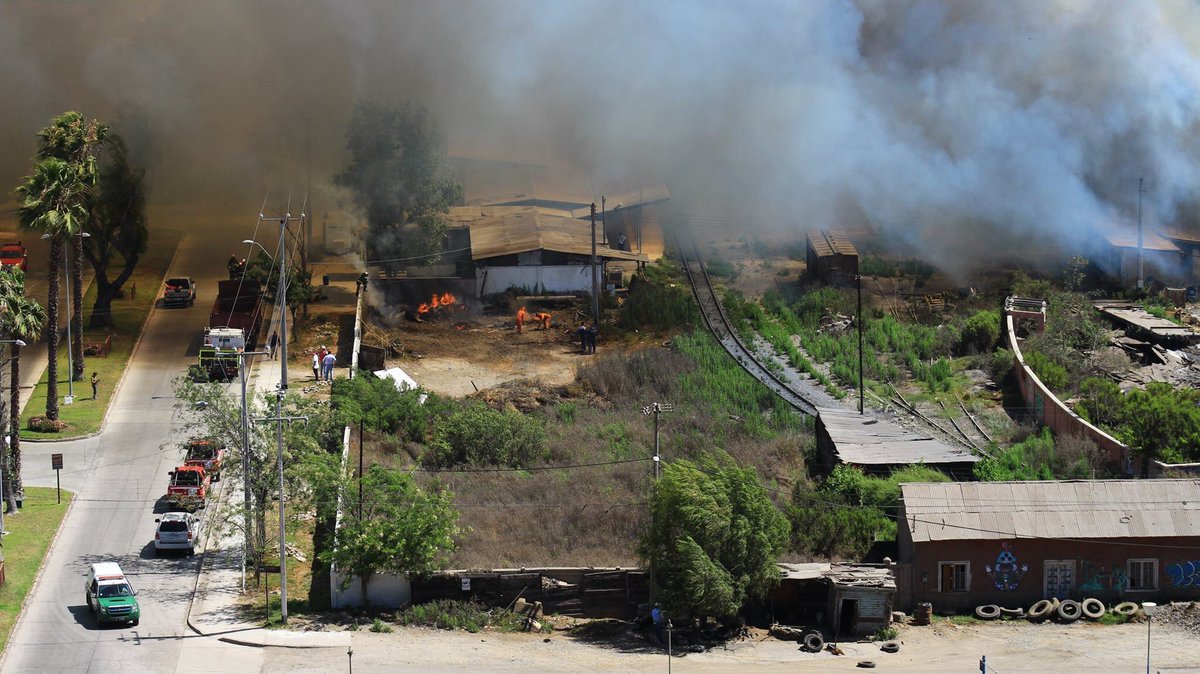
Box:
1004;311;1130;470
330;569;412;609
475;264;600;296
903;536;1200;613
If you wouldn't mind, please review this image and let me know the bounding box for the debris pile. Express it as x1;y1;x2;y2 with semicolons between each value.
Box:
1150;601;1200;633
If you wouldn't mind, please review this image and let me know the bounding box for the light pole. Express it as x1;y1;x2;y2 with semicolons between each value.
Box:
1143;601;1157;674
234;349;268;592
42;232;90;404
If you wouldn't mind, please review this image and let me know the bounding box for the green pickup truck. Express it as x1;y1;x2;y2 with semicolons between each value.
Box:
84;562;140;626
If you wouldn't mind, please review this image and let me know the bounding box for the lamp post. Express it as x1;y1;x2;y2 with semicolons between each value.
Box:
1143;601;1157;674
42;232;90;404
235;349;268;591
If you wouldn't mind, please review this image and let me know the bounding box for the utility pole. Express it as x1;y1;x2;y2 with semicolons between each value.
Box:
256;208;304;623
1137;177;1146;290
590;203;600;328
642;402;674;480
856;274;864;414
237;349;268;592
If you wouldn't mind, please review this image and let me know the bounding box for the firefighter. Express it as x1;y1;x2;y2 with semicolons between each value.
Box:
516;306;528;333
534;311;552;330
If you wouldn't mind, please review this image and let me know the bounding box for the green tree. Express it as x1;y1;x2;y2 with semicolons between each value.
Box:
639;453;789;621
958;310;1000;354
1077;377;1124;429
336;101;463;268
83;133;149;327
15;112;107;417
1119;382;1200;476
0;268;44;512
319;464;460;606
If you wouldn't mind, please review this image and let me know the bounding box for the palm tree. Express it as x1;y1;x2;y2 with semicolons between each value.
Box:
16;157;87;421
0;269;44;513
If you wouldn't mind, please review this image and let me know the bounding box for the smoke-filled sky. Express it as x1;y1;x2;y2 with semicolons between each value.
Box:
3;0;1200;271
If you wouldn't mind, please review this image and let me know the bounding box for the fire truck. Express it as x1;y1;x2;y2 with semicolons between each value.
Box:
165;465;210;511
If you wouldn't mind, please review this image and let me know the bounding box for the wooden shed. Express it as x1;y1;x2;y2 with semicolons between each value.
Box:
806;230;859;286
771;563;896;638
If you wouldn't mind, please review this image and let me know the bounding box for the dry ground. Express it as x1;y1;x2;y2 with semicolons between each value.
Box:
267;618;1200;673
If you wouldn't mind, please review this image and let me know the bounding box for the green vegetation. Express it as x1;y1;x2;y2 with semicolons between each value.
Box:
789;465;950;558
0;487;73;652
640;452;790;620
723;290;843;398
396;599;551;633
873;625;899;641
972;428;1106;481
427;402;546;468
617;260;698;332
858;256;936;285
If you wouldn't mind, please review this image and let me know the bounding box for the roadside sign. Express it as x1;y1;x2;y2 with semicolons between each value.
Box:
51;454;63;470
461;577;471;591
258;564;282;573
51;454;63;503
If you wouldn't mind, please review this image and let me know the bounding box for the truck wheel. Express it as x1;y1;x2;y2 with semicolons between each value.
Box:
132;619;139;627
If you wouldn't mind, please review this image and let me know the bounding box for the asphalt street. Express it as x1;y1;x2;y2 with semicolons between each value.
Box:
2;230;267;673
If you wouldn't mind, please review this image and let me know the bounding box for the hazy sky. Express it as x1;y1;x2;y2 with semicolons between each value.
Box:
3;0;1199;272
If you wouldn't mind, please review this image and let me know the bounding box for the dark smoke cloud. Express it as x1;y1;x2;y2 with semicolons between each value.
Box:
3;1;1199;274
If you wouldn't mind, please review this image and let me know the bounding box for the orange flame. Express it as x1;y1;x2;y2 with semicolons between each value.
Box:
417;292;458;315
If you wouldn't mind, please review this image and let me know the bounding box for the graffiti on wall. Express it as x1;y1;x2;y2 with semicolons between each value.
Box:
985;543;1028;591
1079;561;1130;591
1166;561;1200;587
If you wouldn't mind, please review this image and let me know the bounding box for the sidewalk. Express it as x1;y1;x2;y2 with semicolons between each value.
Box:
186;344;350;649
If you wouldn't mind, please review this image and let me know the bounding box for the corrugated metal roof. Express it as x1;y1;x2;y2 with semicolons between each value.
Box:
808;230;858;258
777;563;896;588
901;480;1200;542
818;407;978;467
467;208;649;262
1102;229;1180;252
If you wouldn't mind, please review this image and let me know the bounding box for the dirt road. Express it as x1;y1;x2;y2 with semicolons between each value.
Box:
258;619;1200;673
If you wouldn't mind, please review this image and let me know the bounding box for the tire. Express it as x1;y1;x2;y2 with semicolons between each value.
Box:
974;604;1002;620
999;607;1026;618
1028;599;1055;621
857;661;877;669
880;641;900;654
1081;598;1105;620
132;618;139;627
802;632;825;653
188;547;195;557
1056;600;1082;622
1114;601;1139;616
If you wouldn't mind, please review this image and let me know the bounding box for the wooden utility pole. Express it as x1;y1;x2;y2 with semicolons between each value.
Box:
590;203;599;328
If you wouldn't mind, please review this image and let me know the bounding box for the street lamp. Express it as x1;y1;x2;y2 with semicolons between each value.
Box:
41;232;90;404
1143;601;1157;674
242;239;274;263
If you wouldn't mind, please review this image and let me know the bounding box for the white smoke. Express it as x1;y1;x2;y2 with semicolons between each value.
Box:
2;0;1200;274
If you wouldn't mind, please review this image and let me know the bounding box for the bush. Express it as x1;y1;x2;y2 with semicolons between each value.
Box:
958;310;1000;355
1023;350;1069;392
426;402;546;468
28;416;66;433
873;626;898;641
370;617;393;633
617;263;698;332
395;599;541;633
331;373;445;442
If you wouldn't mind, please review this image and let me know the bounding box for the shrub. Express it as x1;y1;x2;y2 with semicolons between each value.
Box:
28;416;66;433
617;264;698;332
1023;350;1069;392
873;626;899;641
331;373;445;442
958;310;1000;355
370;617;393;633
426;402;546;468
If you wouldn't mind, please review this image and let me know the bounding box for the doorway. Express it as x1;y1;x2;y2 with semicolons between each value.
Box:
838;598;858;638
1044;560;1075;599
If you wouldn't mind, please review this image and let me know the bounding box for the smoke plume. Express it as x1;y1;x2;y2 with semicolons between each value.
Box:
3;0;1200;274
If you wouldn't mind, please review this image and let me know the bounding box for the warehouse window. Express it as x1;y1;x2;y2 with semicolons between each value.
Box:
938;561;970;592
1127;559;1158;591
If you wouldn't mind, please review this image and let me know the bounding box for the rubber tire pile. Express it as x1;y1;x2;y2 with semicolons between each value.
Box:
974;597;1129;623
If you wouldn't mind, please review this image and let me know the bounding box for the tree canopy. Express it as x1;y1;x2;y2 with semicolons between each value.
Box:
83;133;149;327
336;101;462;267
639;453;789;620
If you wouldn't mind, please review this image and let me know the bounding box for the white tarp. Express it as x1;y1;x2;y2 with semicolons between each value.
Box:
373;367;428;404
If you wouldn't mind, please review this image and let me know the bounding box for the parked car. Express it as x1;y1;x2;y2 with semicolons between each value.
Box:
165;464;210;511
84;562;140;626
0;242;28;272
163;277;196;307
154;511;200;556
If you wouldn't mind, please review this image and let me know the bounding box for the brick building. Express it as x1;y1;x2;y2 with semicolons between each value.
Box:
895;480;1200;612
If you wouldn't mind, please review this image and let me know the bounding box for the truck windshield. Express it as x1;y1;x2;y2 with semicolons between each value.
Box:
99;583;133;598
188;445;215;460
0;250;21;259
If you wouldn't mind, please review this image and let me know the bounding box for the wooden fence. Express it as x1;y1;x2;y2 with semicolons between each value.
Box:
411;568;649;620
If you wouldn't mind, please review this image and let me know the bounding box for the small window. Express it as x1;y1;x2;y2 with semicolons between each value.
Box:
1128;559;1158;591
939;561;970;592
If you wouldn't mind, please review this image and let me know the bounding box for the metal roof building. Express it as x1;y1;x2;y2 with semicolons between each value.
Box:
814;406;979;478
894;480;1200;612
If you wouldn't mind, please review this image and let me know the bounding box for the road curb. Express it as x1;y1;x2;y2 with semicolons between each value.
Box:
0;490;77;674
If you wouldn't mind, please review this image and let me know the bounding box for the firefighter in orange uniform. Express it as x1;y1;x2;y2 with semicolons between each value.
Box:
516;306;528;333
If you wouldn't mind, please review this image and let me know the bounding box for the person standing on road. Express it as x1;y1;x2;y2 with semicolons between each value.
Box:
322;351;337;382
587;324;598;354
90;372;99;400
268;331;280;360
312;351;320;380
577;322;588;354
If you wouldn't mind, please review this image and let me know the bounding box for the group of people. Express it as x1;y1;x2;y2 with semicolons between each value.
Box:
312;345;337;382
514;306;552;333
576;322;598;354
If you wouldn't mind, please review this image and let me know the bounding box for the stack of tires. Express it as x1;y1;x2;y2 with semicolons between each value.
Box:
974;597;1111;623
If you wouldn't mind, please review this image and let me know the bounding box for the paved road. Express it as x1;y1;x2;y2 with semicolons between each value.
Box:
3;230;265;673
